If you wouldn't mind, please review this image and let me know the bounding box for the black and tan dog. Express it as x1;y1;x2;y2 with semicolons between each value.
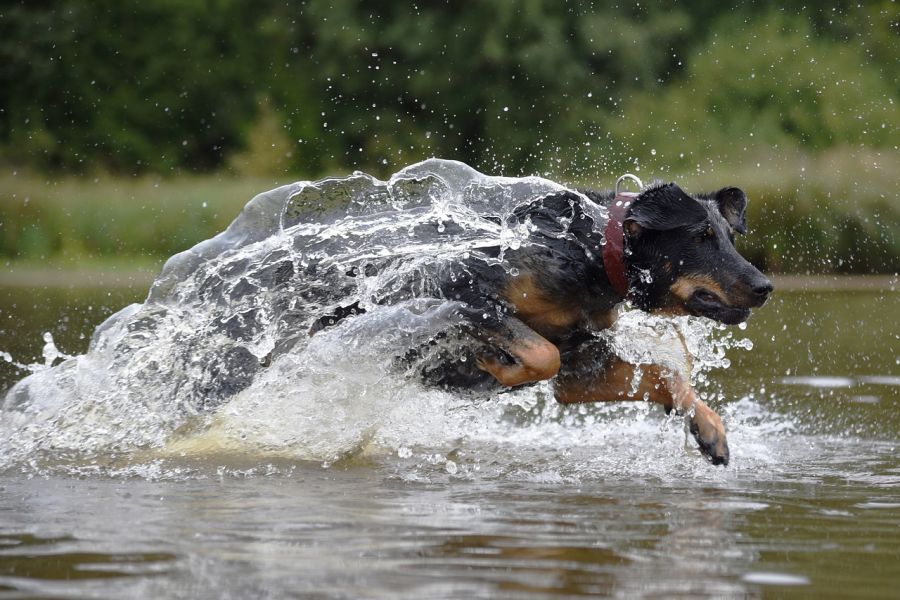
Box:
316;181;772;466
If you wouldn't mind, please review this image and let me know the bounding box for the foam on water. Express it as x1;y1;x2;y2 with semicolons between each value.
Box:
0;159;767;478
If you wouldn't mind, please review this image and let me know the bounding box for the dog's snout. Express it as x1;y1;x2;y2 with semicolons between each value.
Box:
752;280;773;298
747;277;773;306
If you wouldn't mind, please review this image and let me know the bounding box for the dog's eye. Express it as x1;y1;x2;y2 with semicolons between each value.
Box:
705;225;715;238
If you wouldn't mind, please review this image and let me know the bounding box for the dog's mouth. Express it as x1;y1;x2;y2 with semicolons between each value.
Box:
686;288;750;325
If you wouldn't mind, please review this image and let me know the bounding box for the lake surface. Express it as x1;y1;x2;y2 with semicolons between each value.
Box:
0;282;898;599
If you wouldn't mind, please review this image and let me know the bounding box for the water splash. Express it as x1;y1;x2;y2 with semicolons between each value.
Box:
1;332;72;374
0;159;755;475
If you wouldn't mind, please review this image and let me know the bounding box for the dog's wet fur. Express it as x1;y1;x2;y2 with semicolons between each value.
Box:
313;182;772;466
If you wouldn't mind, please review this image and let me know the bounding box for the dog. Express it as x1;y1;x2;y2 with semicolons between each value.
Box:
311;180;772;466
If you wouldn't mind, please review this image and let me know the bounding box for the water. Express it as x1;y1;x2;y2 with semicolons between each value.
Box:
0;160;898;598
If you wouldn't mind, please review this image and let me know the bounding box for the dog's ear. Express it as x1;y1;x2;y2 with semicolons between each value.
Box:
624;183;707;235
714;187;747;234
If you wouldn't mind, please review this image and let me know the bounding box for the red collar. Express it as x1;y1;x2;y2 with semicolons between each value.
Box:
602;192;637;298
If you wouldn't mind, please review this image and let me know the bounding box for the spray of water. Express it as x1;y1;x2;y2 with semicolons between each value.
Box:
0;159;762;477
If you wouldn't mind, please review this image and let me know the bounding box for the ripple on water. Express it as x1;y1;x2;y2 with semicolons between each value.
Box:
741;572;811;586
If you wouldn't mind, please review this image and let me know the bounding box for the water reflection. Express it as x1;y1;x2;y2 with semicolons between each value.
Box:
0;533;175;581
0;284;897;597
0;533;176;600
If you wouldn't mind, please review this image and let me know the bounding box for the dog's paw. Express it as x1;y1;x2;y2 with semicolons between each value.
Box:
689;408;729;466
474;351;497;372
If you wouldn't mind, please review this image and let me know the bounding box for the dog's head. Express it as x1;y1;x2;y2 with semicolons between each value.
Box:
623;183;772;324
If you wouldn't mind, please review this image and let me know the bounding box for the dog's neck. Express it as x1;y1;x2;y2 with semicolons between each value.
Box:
602;192;636;298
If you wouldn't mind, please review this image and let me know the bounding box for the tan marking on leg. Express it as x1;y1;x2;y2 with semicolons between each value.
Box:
476;337;561;387
555;359;674;404
660;376;729;464
554;358;728;464
689;399;728;459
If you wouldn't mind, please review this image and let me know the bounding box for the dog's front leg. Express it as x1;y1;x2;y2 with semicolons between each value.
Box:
448;304;560;386
555;337;729;465
468;315;561;387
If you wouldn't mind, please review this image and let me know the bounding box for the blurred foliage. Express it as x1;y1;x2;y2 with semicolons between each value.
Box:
0;1;897;272
0;0;263;172
2;1;895;176
227;97;296;178
614;10;898;168
0;173;275;263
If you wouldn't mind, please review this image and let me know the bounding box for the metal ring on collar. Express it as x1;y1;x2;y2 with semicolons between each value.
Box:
615;174;644;196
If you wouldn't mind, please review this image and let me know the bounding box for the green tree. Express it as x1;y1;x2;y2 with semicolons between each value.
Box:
0;0;264;172
610;9;898;170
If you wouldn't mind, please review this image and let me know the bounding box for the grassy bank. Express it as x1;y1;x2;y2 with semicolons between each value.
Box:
2;150;897;274
0;173;276;263
1;256;163;289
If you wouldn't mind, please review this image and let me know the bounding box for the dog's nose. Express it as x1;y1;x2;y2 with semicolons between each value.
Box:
751;279;773;301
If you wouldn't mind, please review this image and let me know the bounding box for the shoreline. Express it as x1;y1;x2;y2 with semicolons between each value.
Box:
768;274;897;292
0;264;162;289
0;265;895;292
